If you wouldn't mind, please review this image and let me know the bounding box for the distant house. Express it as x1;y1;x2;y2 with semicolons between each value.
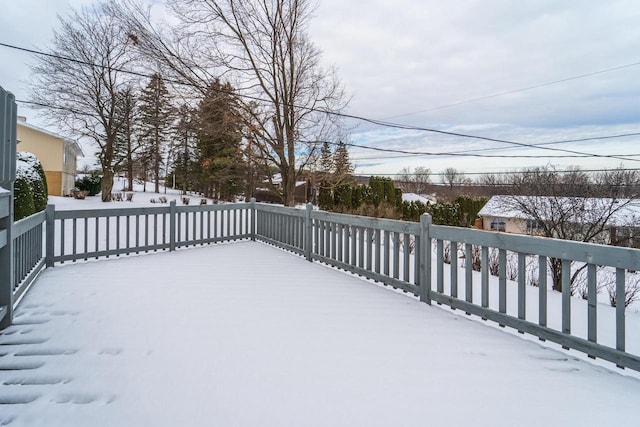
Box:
16;117;83;196
478;195;640;247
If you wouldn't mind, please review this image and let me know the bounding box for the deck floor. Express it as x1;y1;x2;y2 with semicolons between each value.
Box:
1;241;639;426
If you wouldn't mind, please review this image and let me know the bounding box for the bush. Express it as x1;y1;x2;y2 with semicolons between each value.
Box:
14;152;47;221
14;177;35;221
75;171;102;196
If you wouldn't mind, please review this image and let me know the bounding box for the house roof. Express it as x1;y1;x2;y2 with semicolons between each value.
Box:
17;119;84;157
478;195;640;228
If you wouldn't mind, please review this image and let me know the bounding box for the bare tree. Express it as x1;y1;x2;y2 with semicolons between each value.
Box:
30;3;136;201
111;0;347;206
397;166;431;194
440;167;469;188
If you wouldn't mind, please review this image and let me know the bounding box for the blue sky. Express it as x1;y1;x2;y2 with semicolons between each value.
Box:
1;0;640;176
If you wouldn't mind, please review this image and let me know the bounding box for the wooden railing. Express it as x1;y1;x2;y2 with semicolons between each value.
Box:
4;199;640;371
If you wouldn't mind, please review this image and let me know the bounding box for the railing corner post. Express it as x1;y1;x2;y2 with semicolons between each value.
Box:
419;213;432;305
250;197;256;241
304;203;313;262
169;200;176;251
45;204;55;268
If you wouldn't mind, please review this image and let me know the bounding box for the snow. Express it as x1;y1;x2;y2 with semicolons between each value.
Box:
401;192;434;204
1;241;640;426
15;152;42;182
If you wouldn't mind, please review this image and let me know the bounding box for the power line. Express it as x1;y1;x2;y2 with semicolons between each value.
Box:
378;167;640;177
3;41;639;162
316;139;640;160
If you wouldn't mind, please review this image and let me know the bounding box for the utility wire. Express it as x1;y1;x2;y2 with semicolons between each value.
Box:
3;41;639;162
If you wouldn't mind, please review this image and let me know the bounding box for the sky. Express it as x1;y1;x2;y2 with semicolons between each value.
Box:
1;0;640;177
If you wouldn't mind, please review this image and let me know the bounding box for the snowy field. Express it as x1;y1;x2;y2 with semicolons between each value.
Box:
1;241;640;426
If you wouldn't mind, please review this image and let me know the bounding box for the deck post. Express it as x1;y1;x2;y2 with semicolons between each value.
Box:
45;204;55;267
419;213;432;305
0;85;17;328
169;200;176;251
304;203;313;261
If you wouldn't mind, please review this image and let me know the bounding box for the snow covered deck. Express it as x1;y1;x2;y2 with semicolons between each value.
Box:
1;241;639;426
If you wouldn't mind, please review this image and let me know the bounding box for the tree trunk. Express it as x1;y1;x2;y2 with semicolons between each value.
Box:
101;169;114;202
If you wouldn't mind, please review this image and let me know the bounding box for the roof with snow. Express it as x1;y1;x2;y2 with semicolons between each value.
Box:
479;195;640;227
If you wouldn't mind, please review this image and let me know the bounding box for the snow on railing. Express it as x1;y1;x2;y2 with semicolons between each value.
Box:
6;198;640;371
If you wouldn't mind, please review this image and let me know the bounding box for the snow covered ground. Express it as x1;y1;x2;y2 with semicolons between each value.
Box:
1;241;640;426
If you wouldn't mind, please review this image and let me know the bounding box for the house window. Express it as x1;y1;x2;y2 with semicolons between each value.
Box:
526;219;544;233
490;218;506;231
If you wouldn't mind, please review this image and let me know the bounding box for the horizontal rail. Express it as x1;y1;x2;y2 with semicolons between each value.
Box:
431;225;640;271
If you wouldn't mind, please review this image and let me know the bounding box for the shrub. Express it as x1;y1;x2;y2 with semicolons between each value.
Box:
75;171;102;196
14;177;35;221
14;152;47;220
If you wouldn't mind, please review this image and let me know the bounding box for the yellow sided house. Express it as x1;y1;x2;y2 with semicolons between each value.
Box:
16;117;83;196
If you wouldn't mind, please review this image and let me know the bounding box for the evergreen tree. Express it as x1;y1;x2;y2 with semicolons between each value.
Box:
333;141;354;184
173;103;199;194
138;73;173;193
196;79;244;201
115;87;138;191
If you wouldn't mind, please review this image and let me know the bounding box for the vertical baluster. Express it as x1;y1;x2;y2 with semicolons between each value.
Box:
366;228;373;271
393;232;400;279
403;233;410;282
499;249;507;314
538;256;547;330
72;218;77;260
343;224;349;264
358;227;364;269
616;268;626;357
375;229;381;274
135;215;140;253
384;231;390;276
125;216;130;255
450;241;458;299
95;217;100;259
561;259;571;338
414;233;420;287
350;226;357;267
481;246;489;310
465;244;473;310
106;214;110;257
59;218;65;262
436;239;444;294
587;263;597;349
116;215;121;255
144;213;149;252
518;252;526;323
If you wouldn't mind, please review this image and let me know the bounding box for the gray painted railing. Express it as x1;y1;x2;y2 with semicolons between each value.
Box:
46;200;253;264
5;196;640;371
254;203;640;372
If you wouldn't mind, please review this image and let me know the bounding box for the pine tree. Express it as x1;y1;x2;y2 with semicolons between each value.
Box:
196;79;244;201
333;141;354;184
115;87;138;191
138;73;174;193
